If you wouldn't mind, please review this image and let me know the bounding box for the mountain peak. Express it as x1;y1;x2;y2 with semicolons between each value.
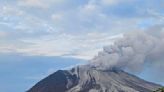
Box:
27;65;161;92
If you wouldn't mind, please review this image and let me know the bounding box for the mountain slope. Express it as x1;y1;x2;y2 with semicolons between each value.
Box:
27;65;161;92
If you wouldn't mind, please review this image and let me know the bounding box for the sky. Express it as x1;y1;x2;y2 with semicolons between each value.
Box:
0;0;163;92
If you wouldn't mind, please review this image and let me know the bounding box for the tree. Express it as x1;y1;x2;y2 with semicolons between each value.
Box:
153;87;164;92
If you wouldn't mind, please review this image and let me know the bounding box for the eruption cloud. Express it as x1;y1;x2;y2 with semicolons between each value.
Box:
90;30;164;73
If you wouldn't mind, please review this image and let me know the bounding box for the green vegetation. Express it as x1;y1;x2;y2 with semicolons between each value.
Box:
153;87;164;92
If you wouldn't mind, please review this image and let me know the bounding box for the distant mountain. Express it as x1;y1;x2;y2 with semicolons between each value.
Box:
27;65;161;92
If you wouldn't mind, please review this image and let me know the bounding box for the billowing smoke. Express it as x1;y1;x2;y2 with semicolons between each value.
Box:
90;30;164;73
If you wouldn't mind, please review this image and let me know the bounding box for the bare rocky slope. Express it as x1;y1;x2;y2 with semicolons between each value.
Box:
27;65;161;92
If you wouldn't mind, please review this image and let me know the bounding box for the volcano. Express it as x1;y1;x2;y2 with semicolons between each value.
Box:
27;65;161;92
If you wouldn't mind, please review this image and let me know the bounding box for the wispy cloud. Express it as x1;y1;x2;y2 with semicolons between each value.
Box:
1;33;122;60
0;0;163;60
0;31;7;38
100;0;135;6
17;0;67;9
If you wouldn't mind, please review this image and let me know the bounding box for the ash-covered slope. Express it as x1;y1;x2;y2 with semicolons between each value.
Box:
27;65;161;92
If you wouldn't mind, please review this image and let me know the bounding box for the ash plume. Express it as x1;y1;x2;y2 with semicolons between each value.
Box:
90;30;164;73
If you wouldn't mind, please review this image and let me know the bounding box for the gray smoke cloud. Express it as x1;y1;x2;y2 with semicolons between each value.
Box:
90;30;164;73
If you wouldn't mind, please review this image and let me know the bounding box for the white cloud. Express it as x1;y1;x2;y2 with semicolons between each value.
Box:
80;1;99;15
0;0;163;61
146;9;164;21
0;5;23;16
0;31;7;38
0;4;56;35
18;0;46;8
0;32;122;60
100;0;135;5
51;13;63;21
49;0;146;35
17;0;67;8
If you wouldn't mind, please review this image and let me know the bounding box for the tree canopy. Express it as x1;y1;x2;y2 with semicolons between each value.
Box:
153;87;164;92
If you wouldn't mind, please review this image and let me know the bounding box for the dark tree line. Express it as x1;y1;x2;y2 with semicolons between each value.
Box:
153;87;164;92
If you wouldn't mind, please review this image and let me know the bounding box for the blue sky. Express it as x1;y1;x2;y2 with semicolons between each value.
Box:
0;53;86;92
0;0;163;91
